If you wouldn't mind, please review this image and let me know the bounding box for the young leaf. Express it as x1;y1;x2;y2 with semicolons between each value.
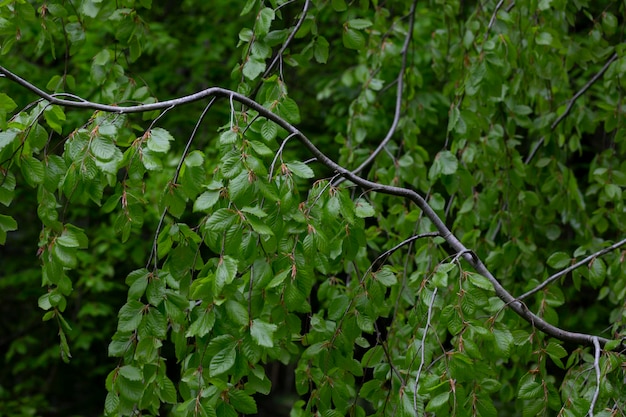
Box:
250;319;278;347
147;127;174;153
286;161;314;178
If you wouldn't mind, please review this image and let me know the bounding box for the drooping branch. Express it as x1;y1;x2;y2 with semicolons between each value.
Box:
517;237;626;301
525;52;618;164
484;0;506;41
0;65;618;349
261;0;311;81
414;287;438;412
335;0;419;185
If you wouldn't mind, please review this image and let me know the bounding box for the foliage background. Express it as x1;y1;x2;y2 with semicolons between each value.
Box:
0;0;625;416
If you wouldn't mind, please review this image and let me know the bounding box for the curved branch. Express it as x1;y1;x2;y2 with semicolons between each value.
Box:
517;238;626;301
335;0;418;185
262;0;311;81
525;52;618;164
369;232;440;272
0;65;618;349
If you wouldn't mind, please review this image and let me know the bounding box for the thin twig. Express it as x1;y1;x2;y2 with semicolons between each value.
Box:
268;132;297;180
146;98;217;269
587;336;601;417
525;52;618;164
517;238;626;301
1;65;620;349
414;288;438;413
335;0;419;185
369;232;440;273
262;0;311;81
484;0;506;41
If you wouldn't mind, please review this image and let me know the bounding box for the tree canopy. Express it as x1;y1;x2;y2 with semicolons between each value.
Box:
0;1;625;416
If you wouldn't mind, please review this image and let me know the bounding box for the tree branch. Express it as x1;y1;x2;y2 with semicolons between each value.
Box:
588;336;601;417
0;65;618;349
335;0;419;185
414;288;438;412
261;0;311;81
525;52;618;164
484;0;506;41
517;238;626;301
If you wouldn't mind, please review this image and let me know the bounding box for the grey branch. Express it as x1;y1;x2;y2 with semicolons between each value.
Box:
335;0;419;185
517;238;626;301
588;336;601;417
0;65;619;349
525;52;618;164
414;288;438;412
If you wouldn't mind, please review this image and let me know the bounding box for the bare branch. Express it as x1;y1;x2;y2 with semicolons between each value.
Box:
147;98;217;270
588;336;601;417
414;288;438;413
525;52;618;164
0;65;619;349
335;0;419;185
517;238;626;301
484;0;506;41
262;0;311;81
369;232;440;273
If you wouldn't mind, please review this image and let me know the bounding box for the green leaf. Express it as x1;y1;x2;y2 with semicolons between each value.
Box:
426;392;449;412
147;127;174;153
547;252;570;269
267;268;290;289
343;28;365;50
225;299;249;327
247;215;274;236
260;121;278;142
0;93;17;112
216;255;238;291
347;19;372;30
243;58;266;81
255;7;274;36
158;377;177;404
44;105;66;134
193;190;220;212
91;135;116;160
0;214;17;244
466;272;493;291
374;266;397;286
314;36;329;63
219;129;238;145
545;341;567;368
277;98;301;124
0;129;18;153
56;225;88;249
229;389;258;414
118;300;145;332
210;345;236;376
205;208;237;232
104;392;119;414
249;140;273;157
355;199;375;218
518;373;541;399
21;155;45;185
588;258;606;288
429;150;458;180
186;309;216;338
331;0;347;11
492;328;513;358
250;319;278;347
535;31;553;46
118;365;142;381
286;161;314;178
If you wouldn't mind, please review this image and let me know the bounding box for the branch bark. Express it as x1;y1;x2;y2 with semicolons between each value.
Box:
0;65;619;349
